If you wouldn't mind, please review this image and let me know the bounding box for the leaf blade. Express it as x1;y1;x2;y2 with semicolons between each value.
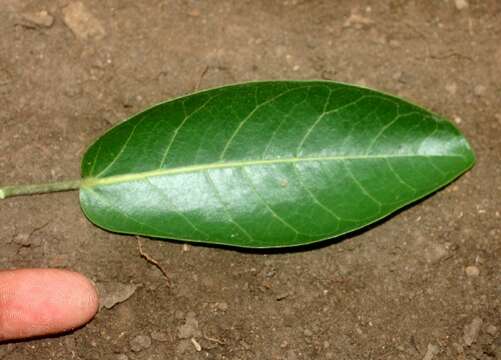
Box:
80;81;475;248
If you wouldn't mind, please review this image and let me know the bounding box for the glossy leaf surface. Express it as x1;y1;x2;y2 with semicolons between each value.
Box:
79;81;475;248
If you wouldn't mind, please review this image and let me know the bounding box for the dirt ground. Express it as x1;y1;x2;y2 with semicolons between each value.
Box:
0;0;499;359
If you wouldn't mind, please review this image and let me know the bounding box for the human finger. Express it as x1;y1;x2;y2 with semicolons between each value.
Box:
0;268;98;341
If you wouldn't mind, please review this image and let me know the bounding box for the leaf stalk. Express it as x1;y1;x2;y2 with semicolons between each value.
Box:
0;180;81;200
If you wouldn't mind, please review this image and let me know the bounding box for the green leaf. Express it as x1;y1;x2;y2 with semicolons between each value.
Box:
78;81;474;248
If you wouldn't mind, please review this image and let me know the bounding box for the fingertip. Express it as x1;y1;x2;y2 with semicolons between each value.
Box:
62;270;99;325
0;269;99;341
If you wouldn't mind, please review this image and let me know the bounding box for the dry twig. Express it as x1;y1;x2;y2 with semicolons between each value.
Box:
195;65;209;91
136;236;171;286
203;332;225;345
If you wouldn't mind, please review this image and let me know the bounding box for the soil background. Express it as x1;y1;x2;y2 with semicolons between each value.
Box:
0;1;500;359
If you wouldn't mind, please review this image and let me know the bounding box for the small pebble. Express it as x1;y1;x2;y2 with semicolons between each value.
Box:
343;12;374;29
303;329;313;337
115;355;128;360
424;243;449;263
486;324;498;336
422;343;440;360
464;317;483;346
191;337;202;352
217;302;228;311
453;116;462;124
21;10;54;27
98;282;140;310
130;335;152;352
455;0;469;10
13;233;31;246
276;291;291;301
62;2;106;40
178;312;201;339
465;265;480;277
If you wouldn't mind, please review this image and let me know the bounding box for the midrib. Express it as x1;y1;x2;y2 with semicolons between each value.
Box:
81;153;464;188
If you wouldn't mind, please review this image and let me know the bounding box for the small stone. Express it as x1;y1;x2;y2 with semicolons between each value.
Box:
445;82;458;95
303;329;313;337
473;85;486;96
21;10;54;27
485;324;498;336
343;12;374;29
455;0;469;10
465;265;480;277
13;233;31;246
130;335;152;352
392;72;413;84
453;116;462;124
178;313;201;339
217;302;228;311
191;337;202;352
151;330;169;342
424;243;449;263
463;317;483;346
116;355;128;360
276;291;291;301
98;282;140;309
422;343;440;360
403;73;417;84
62;2;106;40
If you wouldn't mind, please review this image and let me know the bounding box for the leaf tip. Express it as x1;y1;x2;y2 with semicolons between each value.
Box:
0;189;5;200
462;138;477;169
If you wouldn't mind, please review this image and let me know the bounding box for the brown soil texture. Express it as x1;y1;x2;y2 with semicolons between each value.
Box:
0;1;500;359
